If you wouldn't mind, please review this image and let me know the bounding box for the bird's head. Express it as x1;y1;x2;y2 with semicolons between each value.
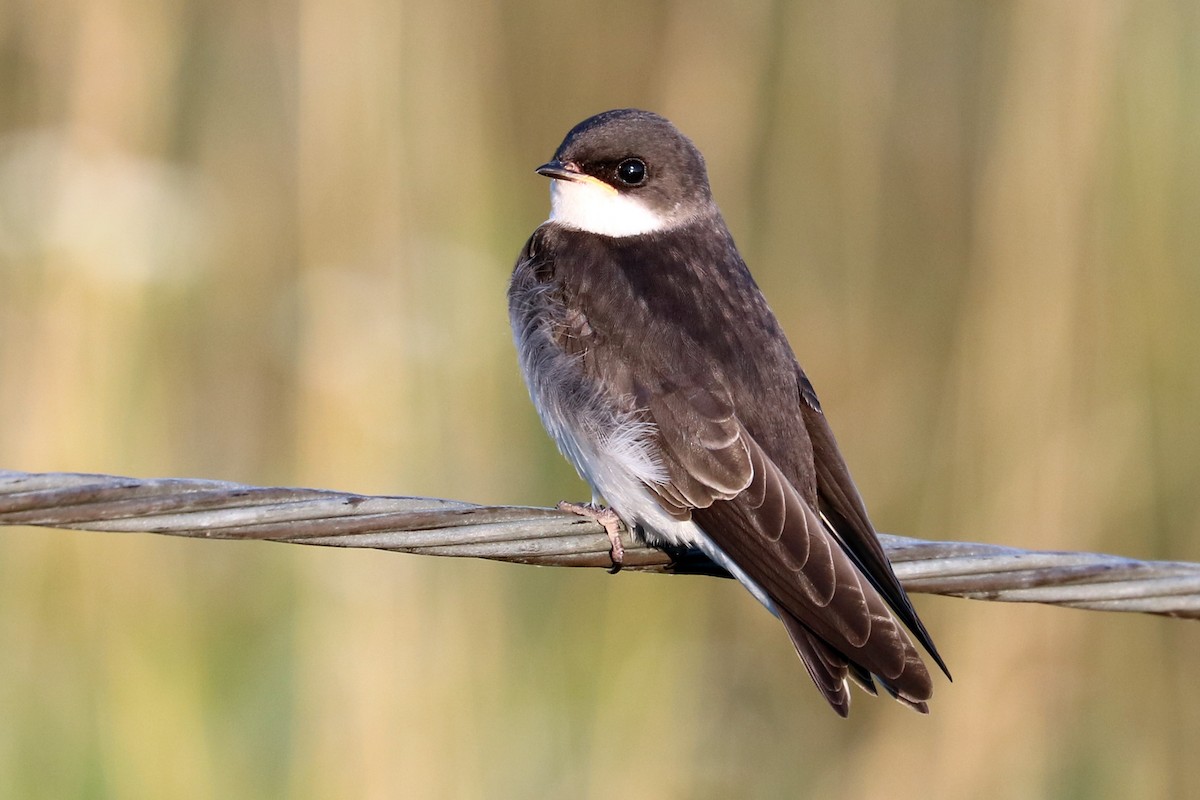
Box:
538;109;715;238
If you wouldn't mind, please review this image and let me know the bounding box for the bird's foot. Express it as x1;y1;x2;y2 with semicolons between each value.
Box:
557;501;625;573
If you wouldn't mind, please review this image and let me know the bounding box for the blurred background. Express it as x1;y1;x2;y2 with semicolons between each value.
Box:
1;0;1198;797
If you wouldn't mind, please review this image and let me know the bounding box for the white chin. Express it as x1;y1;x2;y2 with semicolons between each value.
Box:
547;179;670;238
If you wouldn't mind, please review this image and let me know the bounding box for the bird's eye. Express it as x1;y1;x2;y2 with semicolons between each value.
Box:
616;158;647;186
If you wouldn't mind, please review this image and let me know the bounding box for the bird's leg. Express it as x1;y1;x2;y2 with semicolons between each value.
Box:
556;501;625;573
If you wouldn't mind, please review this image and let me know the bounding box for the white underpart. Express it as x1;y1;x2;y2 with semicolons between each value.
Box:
618;483;782;616
548;176;669;238
546;401;778;615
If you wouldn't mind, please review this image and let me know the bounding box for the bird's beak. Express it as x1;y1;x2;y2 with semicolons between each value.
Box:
536;160;618;195
535;160;584;182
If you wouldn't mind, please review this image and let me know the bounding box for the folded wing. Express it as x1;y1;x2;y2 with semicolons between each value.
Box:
642;378;933;715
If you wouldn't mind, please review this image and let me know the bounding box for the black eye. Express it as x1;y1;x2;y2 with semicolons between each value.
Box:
616;158;647;186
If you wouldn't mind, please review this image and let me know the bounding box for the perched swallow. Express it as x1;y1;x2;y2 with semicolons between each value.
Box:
508;109;948;715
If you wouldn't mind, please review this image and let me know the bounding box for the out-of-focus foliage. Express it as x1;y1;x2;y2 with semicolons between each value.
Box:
1;1;1197;797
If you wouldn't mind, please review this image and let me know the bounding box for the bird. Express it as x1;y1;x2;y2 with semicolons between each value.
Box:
507;108;948;715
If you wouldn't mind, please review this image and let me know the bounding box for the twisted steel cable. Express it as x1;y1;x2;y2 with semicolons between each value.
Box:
1;469;1197;619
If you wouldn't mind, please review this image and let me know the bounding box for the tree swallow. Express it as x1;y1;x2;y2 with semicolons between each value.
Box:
508;109;948;715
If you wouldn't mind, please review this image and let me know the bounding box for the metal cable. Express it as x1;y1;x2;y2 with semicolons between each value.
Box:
2;469;1197;619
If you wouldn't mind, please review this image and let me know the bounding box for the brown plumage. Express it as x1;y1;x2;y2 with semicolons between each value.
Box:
509;109;948;714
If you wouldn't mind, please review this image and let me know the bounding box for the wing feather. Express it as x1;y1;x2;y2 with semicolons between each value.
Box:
801;387;950;678
640;379;933;706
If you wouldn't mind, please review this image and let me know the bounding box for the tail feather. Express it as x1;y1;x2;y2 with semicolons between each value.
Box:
781;611;931;715
781;612;850;717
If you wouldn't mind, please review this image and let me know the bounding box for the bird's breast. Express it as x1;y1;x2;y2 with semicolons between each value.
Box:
508;249;668;509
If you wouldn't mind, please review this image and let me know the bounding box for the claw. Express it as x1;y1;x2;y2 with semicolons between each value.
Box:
557;501;625;572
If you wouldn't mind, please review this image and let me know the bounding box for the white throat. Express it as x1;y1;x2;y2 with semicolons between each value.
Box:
547;178;669;238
